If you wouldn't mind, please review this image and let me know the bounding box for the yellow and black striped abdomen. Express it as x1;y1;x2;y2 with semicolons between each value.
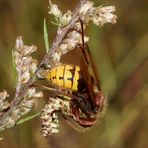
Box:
45;64;81;91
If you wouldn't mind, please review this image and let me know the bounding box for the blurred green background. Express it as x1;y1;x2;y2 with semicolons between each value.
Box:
0;0;148;148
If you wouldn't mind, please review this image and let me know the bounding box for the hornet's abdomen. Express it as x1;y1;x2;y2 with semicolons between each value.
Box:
45;65;82;91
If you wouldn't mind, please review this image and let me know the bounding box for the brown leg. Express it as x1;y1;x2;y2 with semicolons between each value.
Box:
71;101;97;127
57;91;93;117
57;92;98;127
62;114;89;133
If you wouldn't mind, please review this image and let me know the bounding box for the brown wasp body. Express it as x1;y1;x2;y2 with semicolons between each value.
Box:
42;21;106;131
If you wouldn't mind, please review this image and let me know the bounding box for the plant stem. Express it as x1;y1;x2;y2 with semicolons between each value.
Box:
0;0;87;128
